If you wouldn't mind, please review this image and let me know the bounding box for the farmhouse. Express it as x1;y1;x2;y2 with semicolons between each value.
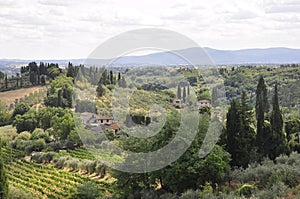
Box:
196;100;211;108
173;99;182;108
80;112;120;134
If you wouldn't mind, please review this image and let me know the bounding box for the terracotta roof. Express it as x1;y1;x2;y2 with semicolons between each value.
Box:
95;115;114;120
106;123;120;130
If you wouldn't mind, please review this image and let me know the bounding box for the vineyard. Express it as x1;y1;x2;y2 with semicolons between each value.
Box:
1;146;116;199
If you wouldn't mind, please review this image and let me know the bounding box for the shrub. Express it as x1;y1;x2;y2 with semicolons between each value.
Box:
9;186;34;199
54;156;72;169
31;152;56;163
179;189;201;199
31;128;50;142
160;193;179;199
256;181;287;199
231;153;300;188
236;184;257;198
25;139;46;155
16;131;31;140
72;181;102;199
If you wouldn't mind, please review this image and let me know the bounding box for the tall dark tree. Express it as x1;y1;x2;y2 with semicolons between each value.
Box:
118;72;121;81
66;62;74;78
109;70;113;84
177;85;181;99
99;68;109;85
16;73;20;88
255;76;269;155
4;74;8;89
223;91;256;167
96;84;106;97
41;75;46;85
224;99;240;166
183;86;186;103
39;62;46;75
269;84;288;159
29;71;36;85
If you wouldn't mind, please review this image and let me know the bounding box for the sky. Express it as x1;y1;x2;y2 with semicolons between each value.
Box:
0;0;300;59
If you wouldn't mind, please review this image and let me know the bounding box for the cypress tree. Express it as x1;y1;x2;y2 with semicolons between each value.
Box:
225;99;240;166
4;74;8;89
109;70;113;84
224;92;256;167
269;84;288;159
177;85;181;99
255;76;269;155
183;86;186;103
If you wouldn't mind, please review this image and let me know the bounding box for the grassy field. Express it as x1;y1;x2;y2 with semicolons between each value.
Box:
0;86;45;105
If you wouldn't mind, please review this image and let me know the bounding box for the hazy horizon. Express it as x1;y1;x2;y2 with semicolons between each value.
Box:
1;46;300;60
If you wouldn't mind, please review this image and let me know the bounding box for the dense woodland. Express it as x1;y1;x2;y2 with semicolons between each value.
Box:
0;63;299;199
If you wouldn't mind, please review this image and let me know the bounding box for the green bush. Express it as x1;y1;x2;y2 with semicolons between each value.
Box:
179;189;201;199
9;186;34;199
16;131;31;140
256;181;287;199
25;139;46;155
31;128;50;142
71;181;102;199
236;184;257;198
232;153;300;188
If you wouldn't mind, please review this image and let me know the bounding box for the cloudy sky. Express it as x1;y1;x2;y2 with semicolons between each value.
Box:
0;0;300;59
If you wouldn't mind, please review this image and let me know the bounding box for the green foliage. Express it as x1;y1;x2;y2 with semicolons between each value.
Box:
16;131;31;140
12;102;30;118
96;84;106;97
71;181;102;199
0;100;11;126
0;143;9;198
13;110;38;133
179;189;201;199
222;91;256;167
268;84;288;159
12;107;79;147
31;128;50;142
44;76;73;108
285;118;300;140
9;186;34;199
256;76;269;156
177;85;181;99
256;181;288;199
197;91;211;101
236;184;257;197
231;152;300;189
1;146;113;198
75;100;97;113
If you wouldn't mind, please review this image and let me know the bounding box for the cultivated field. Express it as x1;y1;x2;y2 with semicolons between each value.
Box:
0;86;45;105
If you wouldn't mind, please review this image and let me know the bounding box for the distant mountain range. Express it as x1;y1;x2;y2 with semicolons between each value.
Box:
1;47;300;69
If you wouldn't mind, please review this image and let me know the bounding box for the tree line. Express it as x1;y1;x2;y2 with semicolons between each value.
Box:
220;76;296;169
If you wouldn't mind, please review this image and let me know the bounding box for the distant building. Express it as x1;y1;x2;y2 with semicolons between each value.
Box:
80;112;114;126
106;122;120;134
197;100;211;108
173;99;182;108
80;112;120;134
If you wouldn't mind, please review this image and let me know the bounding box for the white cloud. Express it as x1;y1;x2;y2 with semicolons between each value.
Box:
0;0;299;59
